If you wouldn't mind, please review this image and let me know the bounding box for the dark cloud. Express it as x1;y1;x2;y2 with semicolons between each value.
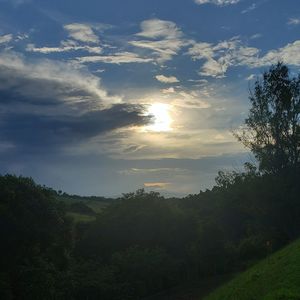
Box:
0;53;151;154
0;64;104;107
0;103;151;153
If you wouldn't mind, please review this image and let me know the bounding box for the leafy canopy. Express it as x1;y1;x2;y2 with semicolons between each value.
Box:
236;63;300;173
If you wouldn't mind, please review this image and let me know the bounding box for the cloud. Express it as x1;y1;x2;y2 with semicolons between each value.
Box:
0;51;117;106
250;33;262;40
194;0;240;5
171;90;211;109
188;38;259;77
241;3;257;14
161;87;175;94
0;34;13;44
199;59;228;78
288;18;300;26
26;40;103;54
118;167;188;175
136;19;181;39
144;182;171;189
245;74;256;81
257;40;300;67
31;19;187;65
155;75;179;83
0;51;151;153
0;104;151;152
129;19;187;63
188;38;300;77
64;23;100;44
76;52;153;64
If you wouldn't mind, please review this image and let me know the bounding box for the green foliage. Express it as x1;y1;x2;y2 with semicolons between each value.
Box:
111;246;179;298
1;164;299;299
0;175;73;299
236;63;300;173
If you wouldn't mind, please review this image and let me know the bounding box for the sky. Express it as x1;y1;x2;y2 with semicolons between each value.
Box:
0;0;299;197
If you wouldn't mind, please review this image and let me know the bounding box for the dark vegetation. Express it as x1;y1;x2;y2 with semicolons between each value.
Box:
0;63;299;299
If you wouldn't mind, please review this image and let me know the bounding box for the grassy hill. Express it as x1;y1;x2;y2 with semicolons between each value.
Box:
203;239;300;300
57;194;115;222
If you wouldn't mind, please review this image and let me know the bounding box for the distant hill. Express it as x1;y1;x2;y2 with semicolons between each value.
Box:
57;193;116;222
203;239;300;300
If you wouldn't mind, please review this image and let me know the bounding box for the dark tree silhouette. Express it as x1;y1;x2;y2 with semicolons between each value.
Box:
236;63;300;173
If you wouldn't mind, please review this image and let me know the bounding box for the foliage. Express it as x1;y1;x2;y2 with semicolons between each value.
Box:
235;63;300;173
1;166;300;299
0;175;73;299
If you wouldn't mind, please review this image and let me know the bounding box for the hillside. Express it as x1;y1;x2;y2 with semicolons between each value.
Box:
57;194;114;222
203;239;300;300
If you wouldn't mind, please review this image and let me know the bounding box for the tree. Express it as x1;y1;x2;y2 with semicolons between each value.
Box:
236;63;300;173
0;175;73;299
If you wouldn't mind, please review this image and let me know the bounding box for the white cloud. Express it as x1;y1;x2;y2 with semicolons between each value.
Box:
0;51;119;107
173;90;211;109
32;19;187;65
257;40;300;67
161;87;175;94
76;52;153;64
188;38;259;77
26;40;103;54
288;18;300;25
64;23;100;44
155;75;179;83
241;3;257;14
245;74;256;81
194;0;240;5
250;33;262;40
188;42;214;60
129;19;188;63
144;182;171;189
188;37;300;77
118;167;188;175
0;34;13;44
199;59;228;78
136;19;182;39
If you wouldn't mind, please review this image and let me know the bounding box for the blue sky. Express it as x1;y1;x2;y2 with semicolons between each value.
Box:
0;0;299;196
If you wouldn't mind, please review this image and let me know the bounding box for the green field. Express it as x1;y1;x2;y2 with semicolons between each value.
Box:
58;195;111;213
58;194;114;223
203;239;300;300
66;212;96;223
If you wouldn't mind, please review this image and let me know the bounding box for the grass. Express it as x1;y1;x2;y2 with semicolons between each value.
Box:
144;274;233;300
66;212;96;223
59;194;112;223
58;195;111;213
203;239;300;300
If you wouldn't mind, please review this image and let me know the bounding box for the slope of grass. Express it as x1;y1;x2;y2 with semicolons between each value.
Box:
203;239;300;300
58;195;110;213
66;212;96;223
58;194;113;223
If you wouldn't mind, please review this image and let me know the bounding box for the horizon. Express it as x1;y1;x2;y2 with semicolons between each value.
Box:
0;0;299;197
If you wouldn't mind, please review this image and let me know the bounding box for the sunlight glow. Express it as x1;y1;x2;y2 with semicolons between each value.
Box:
146;103;173;132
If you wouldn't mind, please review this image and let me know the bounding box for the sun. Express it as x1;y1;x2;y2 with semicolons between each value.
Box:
145;103;173;132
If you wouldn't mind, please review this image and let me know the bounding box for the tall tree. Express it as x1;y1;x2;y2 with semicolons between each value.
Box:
236;63;300;173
